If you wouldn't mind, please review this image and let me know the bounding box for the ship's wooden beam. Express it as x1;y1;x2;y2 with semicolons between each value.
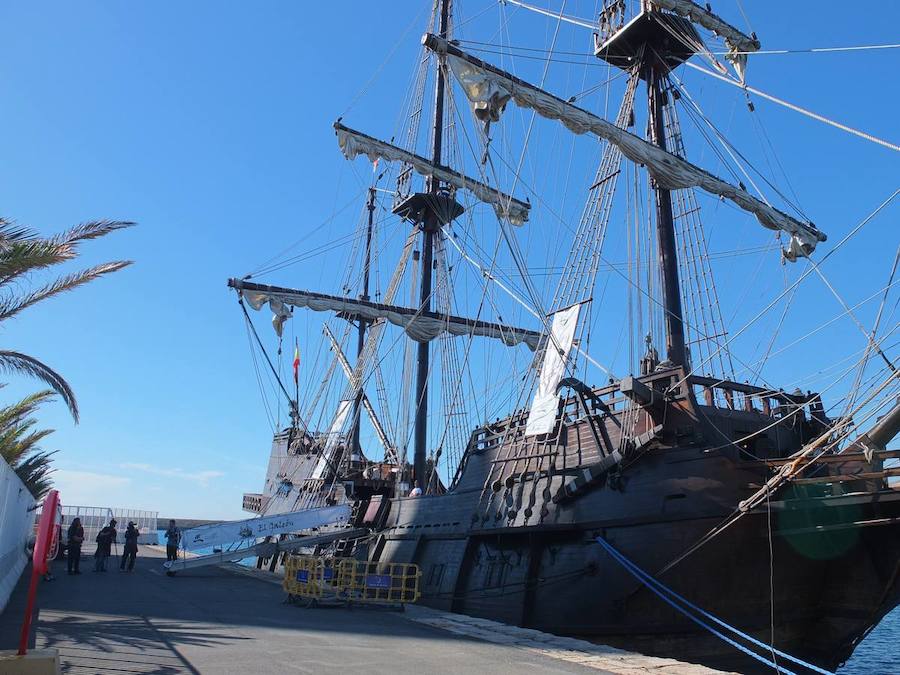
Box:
334;122;530;225
749;449;900;467
790;468;900;486
230;278;543;351
620;376;666;414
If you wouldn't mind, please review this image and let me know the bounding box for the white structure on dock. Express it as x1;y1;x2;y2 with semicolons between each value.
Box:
0;456;34;613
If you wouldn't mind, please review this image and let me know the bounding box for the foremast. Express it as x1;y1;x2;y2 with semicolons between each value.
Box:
349;186;376;460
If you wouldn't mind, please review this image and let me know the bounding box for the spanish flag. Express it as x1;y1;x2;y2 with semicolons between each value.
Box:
292;343;300;385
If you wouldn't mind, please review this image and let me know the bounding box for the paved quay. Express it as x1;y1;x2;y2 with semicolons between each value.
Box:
1;547;722;674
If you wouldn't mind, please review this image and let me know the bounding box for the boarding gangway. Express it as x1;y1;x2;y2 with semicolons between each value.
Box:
163;504;365;573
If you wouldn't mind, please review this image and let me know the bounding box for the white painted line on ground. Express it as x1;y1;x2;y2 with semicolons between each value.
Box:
404;606;731;675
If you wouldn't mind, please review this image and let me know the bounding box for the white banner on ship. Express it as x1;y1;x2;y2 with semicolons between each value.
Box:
181;504;351;551
524;303;582;437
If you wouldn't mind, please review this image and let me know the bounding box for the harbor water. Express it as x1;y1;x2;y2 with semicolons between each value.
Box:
838;605;899;673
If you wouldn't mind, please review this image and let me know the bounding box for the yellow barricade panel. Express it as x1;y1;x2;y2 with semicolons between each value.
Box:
337;560;421;604
283;555;341;599
283;555;421;605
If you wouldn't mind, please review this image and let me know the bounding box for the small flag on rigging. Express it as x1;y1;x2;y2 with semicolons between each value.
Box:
293;342;300;385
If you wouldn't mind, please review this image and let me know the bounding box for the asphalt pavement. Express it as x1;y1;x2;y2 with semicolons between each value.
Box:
1;546;602;674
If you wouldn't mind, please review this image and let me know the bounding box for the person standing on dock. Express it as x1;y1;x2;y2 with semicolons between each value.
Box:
164;519;181;563
66;517;84;575
94;518;117;572
120;521;140;572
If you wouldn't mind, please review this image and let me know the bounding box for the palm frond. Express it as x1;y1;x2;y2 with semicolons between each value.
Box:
0;352;78;421
0;390;55;430
0;239;77;285
0;428;56;466
14;449;57;499
0;260;133;323
51;220;135;248
0;219;133;286
0;218;37;244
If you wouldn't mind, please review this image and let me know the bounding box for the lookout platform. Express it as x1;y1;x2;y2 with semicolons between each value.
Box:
1;547;723;674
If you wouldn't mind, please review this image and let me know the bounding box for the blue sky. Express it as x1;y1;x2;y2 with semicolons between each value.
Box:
0;1;897;519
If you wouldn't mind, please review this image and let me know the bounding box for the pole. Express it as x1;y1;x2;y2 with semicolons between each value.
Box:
350;187;376;458
19;489;59;655
413;0;451;488
645;57;687;367
17;570;40;655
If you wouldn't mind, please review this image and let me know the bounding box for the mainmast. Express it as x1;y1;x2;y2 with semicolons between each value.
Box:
412;0;452;487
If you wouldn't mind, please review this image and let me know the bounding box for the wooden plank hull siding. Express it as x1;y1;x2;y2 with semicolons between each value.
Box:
360;367;900;673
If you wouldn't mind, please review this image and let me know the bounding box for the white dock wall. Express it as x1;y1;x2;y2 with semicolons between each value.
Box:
0;456;34;613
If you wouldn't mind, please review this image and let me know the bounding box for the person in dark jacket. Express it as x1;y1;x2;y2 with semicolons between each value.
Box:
67;517;84;575
164;520;181;562
94;518;117;572
120;522;139;572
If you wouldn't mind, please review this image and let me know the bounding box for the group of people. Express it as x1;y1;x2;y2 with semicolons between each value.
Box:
64;517;181;574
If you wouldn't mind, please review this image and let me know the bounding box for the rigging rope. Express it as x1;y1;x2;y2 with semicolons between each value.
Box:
671;187;900;392
239;298;306;432
809;261;898;375
595;537;831;675
500;0;595;30
685;61;900;153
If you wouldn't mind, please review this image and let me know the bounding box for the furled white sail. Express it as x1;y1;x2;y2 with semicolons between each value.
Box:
311;399;353;481
425;35;826;261
651;0;759;80
524;303;582;437
334;123;530;226
236;281;542;351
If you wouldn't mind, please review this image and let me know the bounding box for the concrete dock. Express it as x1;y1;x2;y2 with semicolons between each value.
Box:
1;547;722;674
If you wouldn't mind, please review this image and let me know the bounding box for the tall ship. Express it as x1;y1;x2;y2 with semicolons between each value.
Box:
230;1;900;671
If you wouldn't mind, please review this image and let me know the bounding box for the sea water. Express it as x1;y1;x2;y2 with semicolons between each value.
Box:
838;605;899;674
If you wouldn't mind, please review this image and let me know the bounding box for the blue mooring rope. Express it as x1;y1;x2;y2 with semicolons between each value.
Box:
595;537;833;675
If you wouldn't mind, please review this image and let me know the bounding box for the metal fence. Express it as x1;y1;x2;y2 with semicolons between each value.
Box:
61;505;158;546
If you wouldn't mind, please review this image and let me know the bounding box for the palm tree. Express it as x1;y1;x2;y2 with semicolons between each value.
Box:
0;218;133;420
0;390;58;498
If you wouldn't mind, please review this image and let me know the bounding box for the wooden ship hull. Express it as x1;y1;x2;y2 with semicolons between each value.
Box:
350;367;900;672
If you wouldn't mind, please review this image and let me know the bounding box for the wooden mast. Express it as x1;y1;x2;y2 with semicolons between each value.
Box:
349;186;376;460
645;54;687;367
413;0;451;489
